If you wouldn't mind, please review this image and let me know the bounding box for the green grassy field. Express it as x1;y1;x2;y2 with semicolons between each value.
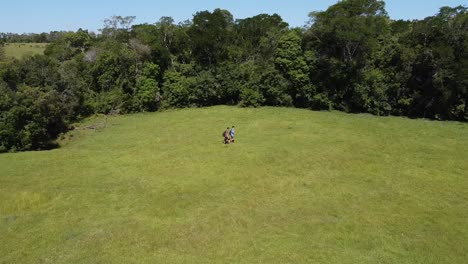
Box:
0;106;467;263
3;43;47;59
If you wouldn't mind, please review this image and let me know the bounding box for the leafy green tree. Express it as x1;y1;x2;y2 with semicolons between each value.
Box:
0;60;21;90
89;89;130;114
191;70;219;106
45;29;92;61
100;15;136;42
307;0;388;64
90;44;139;93
305;0;390;111
239;88;265;107
236;62;265;107
275;30;312;107
132;62;161;111
258;67;292;106
234;14;288;63
132;21;171;70
161;67;194;108
214;62;243;104
353;67;391;115
0;44;5;61
0;85;68;151
0;82;13;152
188;9;234;67
57;58;93;119
396;6;467;120
19;55;61;87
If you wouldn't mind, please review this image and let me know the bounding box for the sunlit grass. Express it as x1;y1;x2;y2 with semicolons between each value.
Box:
3;43;47;59
0;106;467;263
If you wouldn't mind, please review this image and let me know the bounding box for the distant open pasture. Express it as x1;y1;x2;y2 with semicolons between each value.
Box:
3;43;47;59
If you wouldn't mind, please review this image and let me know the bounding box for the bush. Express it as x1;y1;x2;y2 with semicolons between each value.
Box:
311;93;333;110
0;85;68;151
161;70;193;108
239;87;265;107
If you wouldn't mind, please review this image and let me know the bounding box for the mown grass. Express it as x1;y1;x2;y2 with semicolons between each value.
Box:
3;43;47;59
0;106;467;263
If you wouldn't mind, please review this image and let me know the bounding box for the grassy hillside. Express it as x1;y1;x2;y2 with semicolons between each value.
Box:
0;106;467;263
3;43;47;59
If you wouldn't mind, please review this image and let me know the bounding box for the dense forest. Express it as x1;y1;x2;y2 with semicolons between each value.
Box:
0;0;467;152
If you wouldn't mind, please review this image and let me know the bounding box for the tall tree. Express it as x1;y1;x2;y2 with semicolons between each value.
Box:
405;6;467;120
100;15;136;41
305;0;390;111
275;30;312;107
188;9;234;67
235;14;289;63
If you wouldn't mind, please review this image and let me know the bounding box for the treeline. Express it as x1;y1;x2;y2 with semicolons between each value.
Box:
0;0;467;152
0;31;78;44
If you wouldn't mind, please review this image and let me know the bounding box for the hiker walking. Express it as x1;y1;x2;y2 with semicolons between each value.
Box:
223;127;230;144
229;126;235;143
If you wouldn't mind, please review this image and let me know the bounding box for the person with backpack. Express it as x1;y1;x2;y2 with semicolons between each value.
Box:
223;127;230;144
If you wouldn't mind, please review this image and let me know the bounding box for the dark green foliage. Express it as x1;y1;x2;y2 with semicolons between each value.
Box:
161;68;193;108
239;88;265;107
0;2;467;152
402;6;468;120
19;55;61;87
89;43;139;93
305;0;390;112
132;63;161;111
353;67;392;115
234;14;289;63
310;93;333;110
57;58;93;119
44;29;92;61
188;9;234;67
89;89;130;114
0;45;5;61
0;85;67;151
275;30;311;107
258;67;292;107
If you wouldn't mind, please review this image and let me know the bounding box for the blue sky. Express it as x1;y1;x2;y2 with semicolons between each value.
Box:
1;0;467;33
